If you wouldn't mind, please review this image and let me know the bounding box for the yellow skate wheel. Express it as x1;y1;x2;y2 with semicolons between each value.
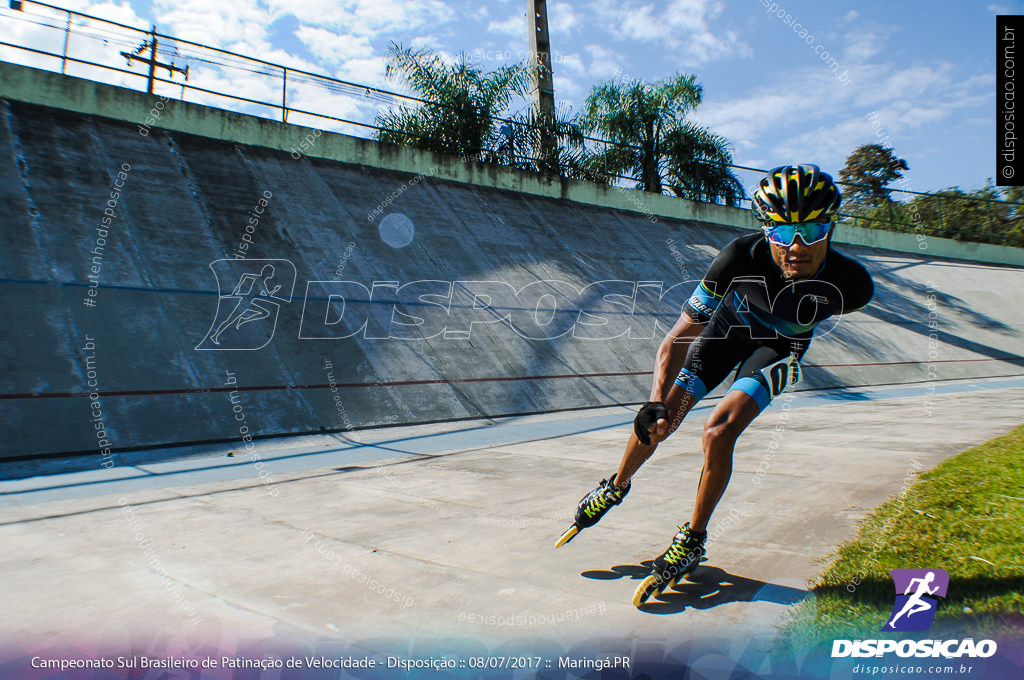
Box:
632;574;661;607
554;524;579;548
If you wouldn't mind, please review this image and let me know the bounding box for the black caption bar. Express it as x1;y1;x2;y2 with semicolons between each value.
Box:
998;15;1024;185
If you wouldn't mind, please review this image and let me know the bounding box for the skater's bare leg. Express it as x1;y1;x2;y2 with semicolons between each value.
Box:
689;390;761;532
615;385;700;487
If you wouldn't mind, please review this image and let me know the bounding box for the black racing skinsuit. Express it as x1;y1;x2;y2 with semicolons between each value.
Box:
673;232;874;410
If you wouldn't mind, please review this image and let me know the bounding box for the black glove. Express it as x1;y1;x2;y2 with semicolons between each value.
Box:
634;401;669;445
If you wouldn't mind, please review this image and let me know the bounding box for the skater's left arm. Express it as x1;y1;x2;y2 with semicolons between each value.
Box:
836;256;874;314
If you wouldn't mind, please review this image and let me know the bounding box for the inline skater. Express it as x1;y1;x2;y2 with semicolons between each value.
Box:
553;164;875;606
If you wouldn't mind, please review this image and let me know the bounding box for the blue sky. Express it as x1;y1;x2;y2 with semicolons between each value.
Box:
2;0;1016;195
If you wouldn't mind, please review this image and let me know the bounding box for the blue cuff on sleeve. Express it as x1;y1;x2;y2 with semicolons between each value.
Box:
674;368;708;402
683;281;721;324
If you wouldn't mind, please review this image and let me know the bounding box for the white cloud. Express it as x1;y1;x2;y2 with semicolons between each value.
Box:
773;116;882;169
153;0;454;55
0;1;168;90
557;52;587;77
697;95;782;132
853;63;961;107
550;3;580;35
262;0;453;35
898;106;954;127
696;48;992;177
144;0;460;106
488;13;524;37
842;31;882;64
590;0;749;66
409;35;458;58
585;44;625;79
155;0;274;49
295;26;374;64
77;1;151;29
964;72;995;87
553;73;583;103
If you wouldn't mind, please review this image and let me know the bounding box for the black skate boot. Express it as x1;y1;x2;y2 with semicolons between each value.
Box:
553;474;630;548
632;523;707;606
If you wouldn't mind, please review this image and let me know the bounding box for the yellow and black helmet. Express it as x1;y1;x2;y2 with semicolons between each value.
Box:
752;164;841;223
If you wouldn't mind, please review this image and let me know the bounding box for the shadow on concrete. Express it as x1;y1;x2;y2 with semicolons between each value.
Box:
861;261;1018;356
870;260;1015;335
581;563;653;581
582;563;807;615
792;385;873;402
790;255;1022;392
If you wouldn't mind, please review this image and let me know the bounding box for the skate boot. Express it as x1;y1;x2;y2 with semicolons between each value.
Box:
632;522;707;606
553;474;630;548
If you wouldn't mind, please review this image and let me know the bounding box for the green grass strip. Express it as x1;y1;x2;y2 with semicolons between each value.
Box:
780;423;1024;648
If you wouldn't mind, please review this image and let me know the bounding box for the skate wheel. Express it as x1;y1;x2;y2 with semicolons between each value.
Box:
554;524;580;548
652;572;681;598
632;574;661;607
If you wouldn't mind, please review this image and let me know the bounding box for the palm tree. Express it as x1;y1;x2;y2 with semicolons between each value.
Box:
584;73;744;206
663;123;745;206
376;43;533;160
377;44;597;179
501;103;604;181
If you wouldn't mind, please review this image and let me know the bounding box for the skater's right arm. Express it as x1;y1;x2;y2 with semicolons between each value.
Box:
649;234;758;402
635;314;704;443
648;312;705;404
643;237;752;433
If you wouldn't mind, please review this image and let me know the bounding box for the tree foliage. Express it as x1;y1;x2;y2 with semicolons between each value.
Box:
906;185;1024;247
583;73;744;205
843;184;1024;248
839;144;909;209
376;46;745;206
498;104;602;181
839;144;1024;247
376;43;534;159
376;43;595;178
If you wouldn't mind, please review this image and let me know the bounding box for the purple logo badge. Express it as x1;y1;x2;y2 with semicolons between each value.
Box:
882;568;949;632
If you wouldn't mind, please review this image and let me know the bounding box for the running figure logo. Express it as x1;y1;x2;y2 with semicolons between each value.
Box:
882;568;949;632
196;259;296;350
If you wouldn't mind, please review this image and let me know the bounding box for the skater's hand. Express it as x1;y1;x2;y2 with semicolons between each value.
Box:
634;401;669;445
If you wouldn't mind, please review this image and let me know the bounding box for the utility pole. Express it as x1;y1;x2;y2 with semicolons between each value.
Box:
527;0;557;173
121;26;188;95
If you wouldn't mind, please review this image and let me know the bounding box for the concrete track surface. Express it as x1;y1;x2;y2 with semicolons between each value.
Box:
2;376;1022;652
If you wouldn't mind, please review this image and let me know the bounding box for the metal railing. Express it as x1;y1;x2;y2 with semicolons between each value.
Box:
0;0;434;134
1;0;1021;247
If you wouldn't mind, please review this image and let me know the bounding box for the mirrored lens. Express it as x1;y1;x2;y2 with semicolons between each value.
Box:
764;222;830;246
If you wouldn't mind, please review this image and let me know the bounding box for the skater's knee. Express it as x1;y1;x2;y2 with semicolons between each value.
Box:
702;413;744;449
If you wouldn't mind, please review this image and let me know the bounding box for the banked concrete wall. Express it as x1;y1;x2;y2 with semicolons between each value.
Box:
1;63;1023;459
